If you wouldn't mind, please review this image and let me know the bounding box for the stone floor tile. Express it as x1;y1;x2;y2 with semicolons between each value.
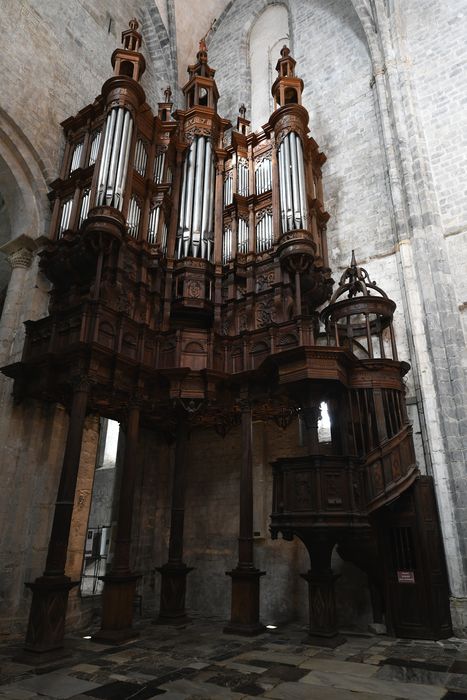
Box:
298;669;446;699
15;671;101;699
365;655;385;664
158;678;249;698
126;671;159;682
186;661;210;670
298;658;378;676
82;680;157;699
233;651;308;666
446;673;467;692
264;682;397;700
261;664;308;682
450;660;467;674
376;662;448;685
0;685;38;699
217;660;268;674
70;665;101;674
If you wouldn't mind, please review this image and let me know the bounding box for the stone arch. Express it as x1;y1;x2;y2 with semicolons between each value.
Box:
249;3;290;130
140;0;178;99
209;0;293;122
208;0;371;127
0;108;49;242
0;107;49;317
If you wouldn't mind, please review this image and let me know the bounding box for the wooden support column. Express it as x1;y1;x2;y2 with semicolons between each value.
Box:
300;536;346;648
20;377;89;664
156;418;193;624
95;400;141;643
224;398;265;636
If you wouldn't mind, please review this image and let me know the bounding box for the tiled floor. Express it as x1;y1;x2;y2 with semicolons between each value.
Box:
1;617;467;699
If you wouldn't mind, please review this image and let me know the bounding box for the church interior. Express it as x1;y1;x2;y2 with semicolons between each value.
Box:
0;1;466;697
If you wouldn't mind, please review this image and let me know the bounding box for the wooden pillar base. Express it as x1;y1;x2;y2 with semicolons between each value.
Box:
93;572;140;644
155;562;193;625
300;570;345;644
15;576;78;664
224;567;266;636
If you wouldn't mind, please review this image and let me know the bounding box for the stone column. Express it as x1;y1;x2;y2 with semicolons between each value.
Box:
224;398;265;636
0;238;35;364
20;376;90;664
156;417;193;624
96;401;141;643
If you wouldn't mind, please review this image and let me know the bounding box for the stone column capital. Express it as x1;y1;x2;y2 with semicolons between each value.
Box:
8;247;34;269
0;233;45;269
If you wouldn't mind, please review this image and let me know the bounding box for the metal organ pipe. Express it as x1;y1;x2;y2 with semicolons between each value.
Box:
79;189;90;227
238;218;248;254
59;198;73;237
278;142;287;233
177;149;190;258
184;140;197;247
154;151;166;183
238;159;248;196
96;107;134;211
265;159;271;191
289;132;301;228
191;135;205;256
283;136;293;230
114;111;133;209
296;135;308;229
223;226;232;264
201;138;212;259
106;108;125;205
127;196;141;238
96;107;116;205
177;136;215;260
278;132;308;232
70;142;83;173
266;212;272;248
148;206;160;245
89;131;101;165
206;148;215;261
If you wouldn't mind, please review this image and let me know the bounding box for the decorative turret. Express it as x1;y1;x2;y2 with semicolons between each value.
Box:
271;45;304;109
236;103;250;136
321;251;398;360
158;85;173;122
183;38;219;110
111;18;146;82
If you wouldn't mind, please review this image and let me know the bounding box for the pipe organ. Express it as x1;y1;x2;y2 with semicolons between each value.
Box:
4;21;452;655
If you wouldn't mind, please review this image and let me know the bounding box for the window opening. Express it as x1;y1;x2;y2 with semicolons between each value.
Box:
80;419;120;596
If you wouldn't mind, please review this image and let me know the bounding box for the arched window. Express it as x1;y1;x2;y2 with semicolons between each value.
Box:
249;5;290;130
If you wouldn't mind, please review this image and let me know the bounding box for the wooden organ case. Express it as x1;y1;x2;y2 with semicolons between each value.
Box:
2;23;452;658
